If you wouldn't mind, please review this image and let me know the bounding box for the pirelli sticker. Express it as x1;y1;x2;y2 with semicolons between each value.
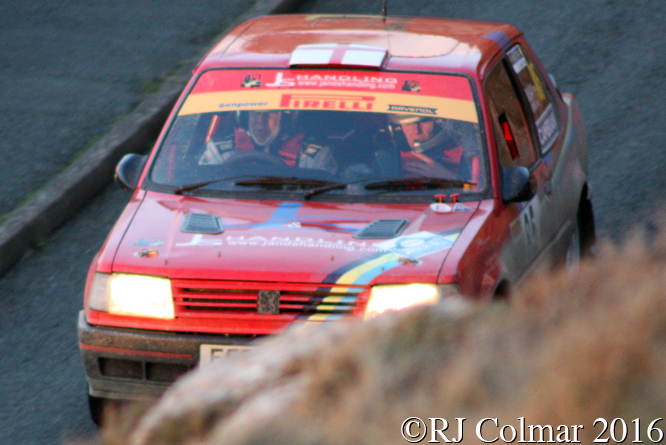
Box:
280;93;375;111
179;90;478;123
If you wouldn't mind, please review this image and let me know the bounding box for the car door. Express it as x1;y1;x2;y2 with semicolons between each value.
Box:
484;56;552;281
504;43;581;262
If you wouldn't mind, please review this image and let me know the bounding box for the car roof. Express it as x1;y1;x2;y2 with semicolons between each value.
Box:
195;14;521;77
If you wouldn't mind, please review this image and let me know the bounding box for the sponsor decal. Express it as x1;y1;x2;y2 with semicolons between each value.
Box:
134;238;164;246
507;45;528;73
176;234;223;247
241;74;261;88
266;72;296;88
536;103;559;153
218;101;268;109
375;231;457;260
319;229;461;286
280;93;375;110
134;249;159;258
388;104;437;115
179;73;478;122
266;71;398;90
527;63;547;102
523;83;542;114
175;232;376;254
430;203;452;213
402;80;421;92
453;203;474;212
224;236;380;253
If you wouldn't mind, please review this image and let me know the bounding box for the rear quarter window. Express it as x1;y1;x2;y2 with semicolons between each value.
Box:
506;45;560;154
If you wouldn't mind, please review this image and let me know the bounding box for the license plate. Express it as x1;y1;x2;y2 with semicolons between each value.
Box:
199;344;252;367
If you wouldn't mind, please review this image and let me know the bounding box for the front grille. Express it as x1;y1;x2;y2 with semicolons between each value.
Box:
172;280;368;319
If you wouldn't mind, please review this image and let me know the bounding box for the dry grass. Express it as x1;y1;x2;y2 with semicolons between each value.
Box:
92;233;666;445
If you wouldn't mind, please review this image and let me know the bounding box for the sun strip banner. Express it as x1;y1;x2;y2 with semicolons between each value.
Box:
179;89;477;123
191;70;473;98
180;69;479;123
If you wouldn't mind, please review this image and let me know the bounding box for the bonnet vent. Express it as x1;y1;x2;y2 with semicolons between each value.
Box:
181;213;224;234
353;219;409;239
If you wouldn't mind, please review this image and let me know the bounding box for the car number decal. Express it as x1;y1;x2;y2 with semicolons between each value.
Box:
518;197;541;248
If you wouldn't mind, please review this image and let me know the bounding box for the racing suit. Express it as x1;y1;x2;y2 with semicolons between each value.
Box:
199;128;338;174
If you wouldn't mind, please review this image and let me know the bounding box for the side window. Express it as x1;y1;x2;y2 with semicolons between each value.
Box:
485;60;537;169
507;45;560;153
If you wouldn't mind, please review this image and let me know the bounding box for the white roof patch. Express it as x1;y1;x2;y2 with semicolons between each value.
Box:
289;43;388;68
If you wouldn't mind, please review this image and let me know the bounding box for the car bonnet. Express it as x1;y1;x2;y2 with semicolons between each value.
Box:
111;192;480;286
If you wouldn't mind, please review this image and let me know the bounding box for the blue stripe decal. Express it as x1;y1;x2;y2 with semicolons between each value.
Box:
224;202;358;232
484;31;511;50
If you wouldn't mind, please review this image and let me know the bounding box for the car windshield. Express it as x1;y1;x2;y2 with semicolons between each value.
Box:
150;69;488;200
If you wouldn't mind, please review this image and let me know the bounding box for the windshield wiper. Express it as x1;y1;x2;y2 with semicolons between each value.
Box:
303;177;393;199
304;176;476;199
235;177;338;188
364;177;475;190
173;175;265;194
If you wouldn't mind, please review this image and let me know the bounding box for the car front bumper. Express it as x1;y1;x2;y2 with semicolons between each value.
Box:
77;310;257;401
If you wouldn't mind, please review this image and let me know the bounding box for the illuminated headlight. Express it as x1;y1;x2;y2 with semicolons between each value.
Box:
364;283;460;320
87;273;175;319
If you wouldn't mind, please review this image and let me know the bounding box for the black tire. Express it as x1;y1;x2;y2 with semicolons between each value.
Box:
565;195;595;270
578;196;596;258
88;394;105;427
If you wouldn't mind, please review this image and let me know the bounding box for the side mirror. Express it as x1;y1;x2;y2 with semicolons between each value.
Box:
501;166;536;202
115;154;148;190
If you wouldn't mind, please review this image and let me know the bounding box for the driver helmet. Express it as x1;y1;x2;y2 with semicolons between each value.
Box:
247;110;283;147
388;114;450;154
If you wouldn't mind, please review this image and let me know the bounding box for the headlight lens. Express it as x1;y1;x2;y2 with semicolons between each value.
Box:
87;273;175;319
364;283;460;320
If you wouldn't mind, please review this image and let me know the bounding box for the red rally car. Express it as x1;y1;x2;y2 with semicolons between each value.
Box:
78;14;594;420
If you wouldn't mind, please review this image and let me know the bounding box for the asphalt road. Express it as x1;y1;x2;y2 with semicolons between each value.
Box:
0;0;248;217
0;185;130;444
1;1;665;444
